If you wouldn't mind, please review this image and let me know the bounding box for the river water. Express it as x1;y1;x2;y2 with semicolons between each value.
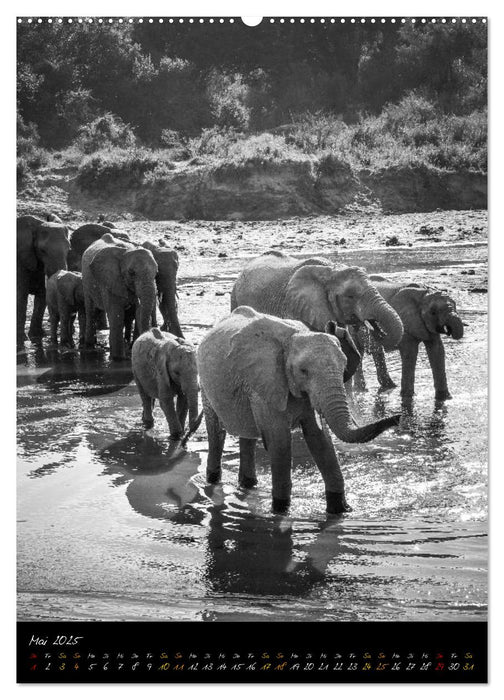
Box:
17;234;487;622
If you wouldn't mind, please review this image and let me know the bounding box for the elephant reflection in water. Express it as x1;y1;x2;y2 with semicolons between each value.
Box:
202;502;350;599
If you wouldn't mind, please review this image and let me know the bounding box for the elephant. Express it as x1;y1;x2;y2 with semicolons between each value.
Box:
46;270;86;347
131;327;199;440
68;223;131;271
141;240;183;337
82;233;158;360
353;276;465;400
197;306;401;514
17;215;70;345
231;251;404;352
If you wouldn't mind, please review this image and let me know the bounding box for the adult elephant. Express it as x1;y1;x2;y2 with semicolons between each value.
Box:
82;233;158;360
231;252;403;351
67;223;131;271
198;306;401;514
354;277;464;400
141;240;183;337
17;215;70;345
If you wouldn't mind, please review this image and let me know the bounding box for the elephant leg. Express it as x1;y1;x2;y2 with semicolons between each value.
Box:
107;305;127;360
203;393;226;484
151;304;158;329
424;335;451;400
239;438;257;488
300;411;350;514
167;317;183;338
399;334;419;397
84;294;97;348
28;290;46;341
371;338;396;390
96;309;108;331
352;361;367;392
124;306;135;346
77;308;86;347
17;276;29;345
59;313;73;347
350;326;367;391
48;308;59;345
176;392;188;432
255;413;292;513
159;390;183;439
133;372;155;429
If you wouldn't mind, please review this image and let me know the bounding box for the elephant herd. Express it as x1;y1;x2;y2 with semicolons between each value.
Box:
17;214;465;514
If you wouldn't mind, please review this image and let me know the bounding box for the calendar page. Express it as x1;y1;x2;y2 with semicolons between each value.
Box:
16;14;488;684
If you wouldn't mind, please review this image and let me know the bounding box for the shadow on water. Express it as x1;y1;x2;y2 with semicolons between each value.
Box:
87;426;352;599
89;430;207;525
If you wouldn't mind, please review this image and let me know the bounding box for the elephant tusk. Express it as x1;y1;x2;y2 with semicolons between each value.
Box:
363;320;374;332
315;411;326;431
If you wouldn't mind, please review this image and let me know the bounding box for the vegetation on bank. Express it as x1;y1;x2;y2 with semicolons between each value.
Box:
18;96;484;194
17;21;486;191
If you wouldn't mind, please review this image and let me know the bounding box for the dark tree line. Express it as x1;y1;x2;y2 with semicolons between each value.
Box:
17;20;487;149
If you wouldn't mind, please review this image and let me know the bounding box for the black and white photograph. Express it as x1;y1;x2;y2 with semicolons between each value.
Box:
15;13;488;682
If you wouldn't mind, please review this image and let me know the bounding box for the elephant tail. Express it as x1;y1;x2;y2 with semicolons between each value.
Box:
151;327;164;341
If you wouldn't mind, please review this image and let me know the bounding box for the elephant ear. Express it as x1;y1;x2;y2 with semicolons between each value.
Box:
284;264;336;330
392;287;430;340
89;246;129;300
227;313;299;412
325;321;361;382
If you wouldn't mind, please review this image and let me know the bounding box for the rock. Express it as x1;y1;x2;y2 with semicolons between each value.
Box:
385;235;400;247
218;252;228;258
469;287;487;293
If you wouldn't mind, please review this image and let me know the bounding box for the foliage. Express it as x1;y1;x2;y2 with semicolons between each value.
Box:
17;21;486;150
16;22;486;180
77;147;175;192
77;113;137;154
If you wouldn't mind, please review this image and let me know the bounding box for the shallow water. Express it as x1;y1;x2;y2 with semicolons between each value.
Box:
17;232;487;622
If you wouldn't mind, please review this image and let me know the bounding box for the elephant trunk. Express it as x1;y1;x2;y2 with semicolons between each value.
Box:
158;273;184;337
357;287;403;351
181;374;200;431
445;313;464;341
314;375;400;444
135;280;157;335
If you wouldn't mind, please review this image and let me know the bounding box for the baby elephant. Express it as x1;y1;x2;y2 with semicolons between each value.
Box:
131;328;200;440
46;270;86;347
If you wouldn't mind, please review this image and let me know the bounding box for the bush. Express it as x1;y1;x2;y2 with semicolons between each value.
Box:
288;112;348;154
17;112;50;181
188;126;241;159
17;157;29;186
77;147;176;192
77;113;137;154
